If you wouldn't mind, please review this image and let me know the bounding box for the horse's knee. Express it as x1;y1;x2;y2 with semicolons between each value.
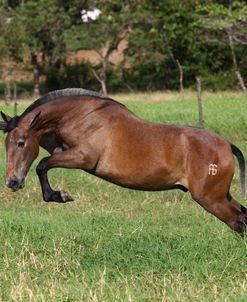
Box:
36;158;48;175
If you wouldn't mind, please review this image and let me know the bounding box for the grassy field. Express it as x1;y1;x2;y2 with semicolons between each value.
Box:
1;91;247;301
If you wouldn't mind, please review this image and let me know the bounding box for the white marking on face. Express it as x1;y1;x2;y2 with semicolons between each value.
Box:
209;164;218;175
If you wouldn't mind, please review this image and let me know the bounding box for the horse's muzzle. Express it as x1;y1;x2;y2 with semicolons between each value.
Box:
6;177;25;192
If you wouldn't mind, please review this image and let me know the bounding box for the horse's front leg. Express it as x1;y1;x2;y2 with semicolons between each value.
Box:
36;157;74;202
36;148;92;202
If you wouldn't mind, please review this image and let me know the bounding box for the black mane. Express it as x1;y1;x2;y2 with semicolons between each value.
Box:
3;88;124;133
21;88;118;117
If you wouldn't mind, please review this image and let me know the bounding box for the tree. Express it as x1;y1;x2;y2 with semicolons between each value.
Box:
0;5;10;95
68;1;139;94
5;0;73;95
125;0;213;91
0;6;9;67
0;6;9;74
0;3;27;98
197;0;247;94
1;0;246;93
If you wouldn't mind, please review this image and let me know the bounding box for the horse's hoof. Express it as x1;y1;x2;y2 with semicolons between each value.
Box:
60;191;74;202
43;190;74;202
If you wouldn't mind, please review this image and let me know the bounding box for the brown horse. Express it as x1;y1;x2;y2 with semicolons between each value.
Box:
0;88;246;234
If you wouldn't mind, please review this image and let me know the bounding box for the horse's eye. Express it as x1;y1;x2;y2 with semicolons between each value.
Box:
17;140;25;148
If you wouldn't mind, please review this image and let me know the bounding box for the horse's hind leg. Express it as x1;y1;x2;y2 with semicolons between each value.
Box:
187;142;247;235
192;192;247;235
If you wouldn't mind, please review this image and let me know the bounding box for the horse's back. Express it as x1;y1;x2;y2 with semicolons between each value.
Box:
96;110;234;192
95;109;189;190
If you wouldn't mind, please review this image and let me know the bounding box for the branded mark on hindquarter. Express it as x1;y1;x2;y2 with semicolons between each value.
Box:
208;164;218;175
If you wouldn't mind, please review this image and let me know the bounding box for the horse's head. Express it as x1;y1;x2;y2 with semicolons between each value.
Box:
1;111;41;192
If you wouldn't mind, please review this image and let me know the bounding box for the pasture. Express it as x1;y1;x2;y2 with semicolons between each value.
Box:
0;91;247;301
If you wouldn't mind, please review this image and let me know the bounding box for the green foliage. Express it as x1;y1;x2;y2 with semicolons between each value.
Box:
0;81;35;98
44;62;100;92
0;0;247;92
125;0;241;91
17;0;71;66
0;7;9;66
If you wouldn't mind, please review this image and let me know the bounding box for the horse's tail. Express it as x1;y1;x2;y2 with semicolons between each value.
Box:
231;143;246;198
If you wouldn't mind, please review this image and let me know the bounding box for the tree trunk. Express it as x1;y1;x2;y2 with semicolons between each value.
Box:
227;1;247;95
227;31;247;95
236;71;247;94
92;68;108;95
100;59;108;95
93;34;128;96
101;79;107;96
92;56;108;95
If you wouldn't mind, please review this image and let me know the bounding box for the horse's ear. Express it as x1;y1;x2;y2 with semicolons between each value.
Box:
0;122;7;131
1;111;12;123
29;112;41;129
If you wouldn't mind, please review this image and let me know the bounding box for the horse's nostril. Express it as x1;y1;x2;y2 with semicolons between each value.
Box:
11;180;18;187
6;179;19;189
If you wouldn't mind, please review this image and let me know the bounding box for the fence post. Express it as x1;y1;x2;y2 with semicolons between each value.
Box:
14;82;18;116
196;76;204;128
176;59;184;99
5;82;11;106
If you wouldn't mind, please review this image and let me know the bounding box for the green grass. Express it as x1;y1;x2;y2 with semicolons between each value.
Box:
1;92;247;301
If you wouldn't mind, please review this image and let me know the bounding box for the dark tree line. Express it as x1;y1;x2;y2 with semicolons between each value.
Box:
0;0;246;95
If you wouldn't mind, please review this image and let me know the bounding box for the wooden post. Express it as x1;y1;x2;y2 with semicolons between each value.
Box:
176;59;184;99
5;82;11;106
196;76;204;128
13;82;18;116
